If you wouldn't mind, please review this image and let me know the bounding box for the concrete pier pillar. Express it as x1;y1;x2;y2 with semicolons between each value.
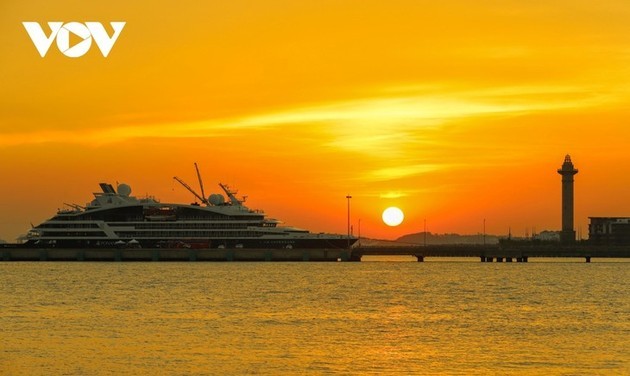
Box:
342;251;353;262
496;257;503;262
188;250;197;261
416;255;424;262
506;257;513;262
586;256;591;263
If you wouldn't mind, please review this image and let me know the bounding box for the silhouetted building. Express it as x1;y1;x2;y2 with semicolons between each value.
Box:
558;155;578;243
589;217;630;244
533;230;560;242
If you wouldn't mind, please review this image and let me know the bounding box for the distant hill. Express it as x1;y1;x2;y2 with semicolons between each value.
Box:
358;232;501;246
357;238;409;247
397;232;500;245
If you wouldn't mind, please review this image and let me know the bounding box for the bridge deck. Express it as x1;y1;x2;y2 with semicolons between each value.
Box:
351;244;630;261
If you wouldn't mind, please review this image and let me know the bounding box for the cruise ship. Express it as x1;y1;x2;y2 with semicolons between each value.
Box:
24;174;357;250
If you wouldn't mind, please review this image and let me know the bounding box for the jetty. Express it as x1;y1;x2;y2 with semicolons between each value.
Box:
0;246;351;262
1;243;629;262
350;243;630;262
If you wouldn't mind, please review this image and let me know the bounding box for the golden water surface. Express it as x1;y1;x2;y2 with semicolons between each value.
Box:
1;261;628;375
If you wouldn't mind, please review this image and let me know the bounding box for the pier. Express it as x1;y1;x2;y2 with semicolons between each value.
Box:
350;244;630;262
0;246;351;262
1;243;629;262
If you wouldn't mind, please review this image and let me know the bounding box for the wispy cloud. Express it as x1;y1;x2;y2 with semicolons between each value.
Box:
0;83;613;149
366;164;446;182
379;191;408;199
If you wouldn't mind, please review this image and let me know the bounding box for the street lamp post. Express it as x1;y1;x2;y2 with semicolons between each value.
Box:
424;218;427;247
483;218;486;245
346;194;352;249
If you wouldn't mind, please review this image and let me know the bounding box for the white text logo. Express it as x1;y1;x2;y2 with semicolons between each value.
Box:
23;22;126;58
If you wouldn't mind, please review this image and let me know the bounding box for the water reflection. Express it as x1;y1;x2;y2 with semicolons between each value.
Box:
1;262;628;374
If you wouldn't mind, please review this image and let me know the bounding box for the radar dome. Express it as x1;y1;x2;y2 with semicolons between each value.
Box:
117;183;132;197
209;194;225;205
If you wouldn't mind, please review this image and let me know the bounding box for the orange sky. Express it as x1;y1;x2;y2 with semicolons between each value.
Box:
2;1;630;241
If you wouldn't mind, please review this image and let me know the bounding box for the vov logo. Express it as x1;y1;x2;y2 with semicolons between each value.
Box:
23;22;126;58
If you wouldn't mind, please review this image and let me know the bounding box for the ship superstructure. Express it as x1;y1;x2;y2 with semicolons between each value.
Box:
25;168;356;250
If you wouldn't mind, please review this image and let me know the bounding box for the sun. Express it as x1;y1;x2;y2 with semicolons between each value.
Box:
382;207;404;227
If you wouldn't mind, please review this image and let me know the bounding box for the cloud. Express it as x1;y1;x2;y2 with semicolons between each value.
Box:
0;83;615;149
366;164;446;182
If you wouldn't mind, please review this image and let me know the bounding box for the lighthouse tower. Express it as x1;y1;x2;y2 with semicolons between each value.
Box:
557;155;578;243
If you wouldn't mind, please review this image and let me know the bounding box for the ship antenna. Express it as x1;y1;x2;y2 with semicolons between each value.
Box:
194;162;207;203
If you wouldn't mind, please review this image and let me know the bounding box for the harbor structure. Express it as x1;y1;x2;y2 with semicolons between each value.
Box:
588;217;630;244
557;155;578;243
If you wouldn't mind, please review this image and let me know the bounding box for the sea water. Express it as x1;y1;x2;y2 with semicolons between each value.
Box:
1;260;628;375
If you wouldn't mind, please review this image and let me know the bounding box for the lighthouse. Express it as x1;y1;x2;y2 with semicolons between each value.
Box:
557;155;578;243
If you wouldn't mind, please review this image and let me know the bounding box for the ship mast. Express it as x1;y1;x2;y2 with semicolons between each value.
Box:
219;183;244;206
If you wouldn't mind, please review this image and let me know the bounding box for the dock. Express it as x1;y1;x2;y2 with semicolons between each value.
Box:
0;246;351;262
1;244;629;262
350;244;630;262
